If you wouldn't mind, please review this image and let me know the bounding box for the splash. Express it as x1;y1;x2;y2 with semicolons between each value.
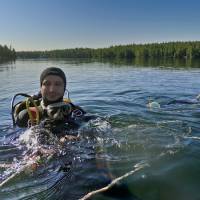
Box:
0;125;64;187
0;117;113;188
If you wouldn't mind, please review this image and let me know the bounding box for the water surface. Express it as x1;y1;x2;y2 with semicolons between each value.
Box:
0;59;200;200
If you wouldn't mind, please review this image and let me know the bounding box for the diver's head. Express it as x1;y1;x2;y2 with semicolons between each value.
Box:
40;67;66;105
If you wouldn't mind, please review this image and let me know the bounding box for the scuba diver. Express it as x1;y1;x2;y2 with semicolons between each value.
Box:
12;67;91;138
11;67;140;199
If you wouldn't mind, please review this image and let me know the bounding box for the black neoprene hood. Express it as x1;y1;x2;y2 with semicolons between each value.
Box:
40;67;66;90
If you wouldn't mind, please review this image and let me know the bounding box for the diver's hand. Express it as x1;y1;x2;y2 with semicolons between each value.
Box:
60;135;79;143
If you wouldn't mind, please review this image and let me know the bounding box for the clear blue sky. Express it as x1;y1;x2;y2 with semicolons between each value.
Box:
0;0;200;51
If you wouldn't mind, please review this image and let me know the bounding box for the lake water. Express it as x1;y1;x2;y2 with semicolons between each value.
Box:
0;59;200;200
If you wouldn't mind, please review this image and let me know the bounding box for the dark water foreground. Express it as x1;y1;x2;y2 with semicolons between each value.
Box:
0;59;200;200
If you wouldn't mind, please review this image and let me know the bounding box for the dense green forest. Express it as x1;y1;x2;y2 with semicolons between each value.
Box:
0;45;16;60
17;41;200;60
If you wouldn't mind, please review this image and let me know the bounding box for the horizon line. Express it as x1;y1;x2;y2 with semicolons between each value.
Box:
14;40;200;52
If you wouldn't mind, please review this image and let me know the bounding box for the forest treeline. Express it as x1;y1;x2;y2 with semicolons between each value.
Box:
17;41;200;60
0;45;16;60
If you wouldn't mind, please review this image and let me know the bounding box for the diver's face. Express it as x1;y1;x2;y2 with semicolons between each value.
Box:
41;75;65;102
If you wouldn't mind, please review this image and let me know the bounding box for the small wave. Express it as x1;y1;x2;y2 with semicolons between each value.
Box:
183;136;200;140
78;117;112;139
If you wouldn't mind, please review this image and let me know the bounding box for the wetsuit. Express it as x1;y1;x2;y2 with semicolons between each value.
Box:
14;98;92;136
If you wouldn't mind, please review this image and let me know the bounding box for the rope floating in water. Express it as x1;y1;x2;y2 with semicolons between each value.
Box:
79;162;149;200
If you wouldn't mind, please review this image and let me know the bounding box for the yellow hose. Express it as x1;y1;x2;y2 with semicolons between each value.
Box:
26;97;40;125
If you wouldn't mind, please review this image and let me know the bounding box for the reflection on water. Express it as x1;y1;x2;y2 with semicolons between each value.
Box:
101;57;200;68
0;60;16;72
0;59;200;200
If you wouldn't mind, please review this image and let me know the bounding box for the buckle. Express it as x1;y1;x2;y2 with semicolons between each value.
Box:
72;109;83;118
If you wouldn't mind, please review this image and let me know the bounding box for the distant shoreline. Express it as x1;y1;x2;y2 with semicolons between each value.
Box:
1;41;200;62
0;44;16;61
16;41;200;60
